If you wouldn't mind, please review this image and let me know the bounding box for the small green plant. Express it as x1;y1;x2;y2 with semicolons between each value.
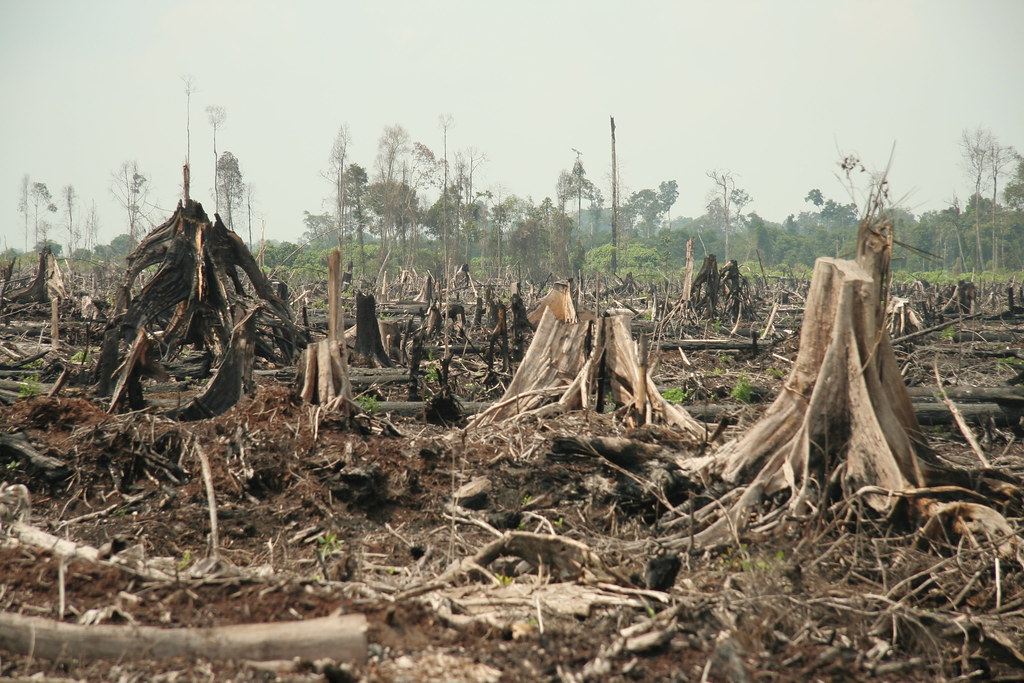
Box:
318;532;343;554
731;373;753;404
356;394;380;414
940;326;957;341
425;364;441;384
661;387;692;403
711;367;724;376
555;518;564;528
498;574;514;586
521;493;533;506
768;367;785;380
177;550;193;571
25;359;44;369
6;460;20;470
71;351;91;364
18;375;41;398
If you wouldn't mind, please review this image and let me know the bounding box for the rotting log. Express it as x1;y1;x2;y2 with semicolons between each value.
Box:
0;611;367;663
0;433;71;483
671;207;1022;555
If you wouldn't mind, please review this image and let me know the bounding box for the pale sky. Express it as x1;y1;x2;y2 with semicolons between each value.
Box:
2;0;1022;250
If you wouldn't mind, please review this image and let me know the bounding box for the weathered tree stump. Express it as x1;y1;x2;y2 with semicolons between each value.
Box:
5;246;65;305
672;210;1021;556
296;249;358;414
95;196;305;415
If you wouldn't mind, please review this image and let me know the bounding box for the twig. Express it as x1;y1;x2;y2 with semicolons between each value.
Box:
933;364;989;468
193;438;221;560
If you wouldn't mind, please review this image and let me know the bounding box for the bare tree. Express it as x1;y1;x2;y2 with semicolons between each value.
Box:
84;201;99;252
439;114;454;279
216;152;246;231
62;185;78;256
706;170;736;262
17;174;29;253
988;139;1016;271
328;124;351;249
960;127;993;270
30;182;57;250
610;116;619;275
374;124;411;258
111;161;149;246
206;105;227;213
181;75;197;166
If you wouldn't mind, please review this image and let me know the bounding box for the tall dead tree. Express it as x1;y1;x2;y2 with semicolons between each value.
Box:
671;198;1021;556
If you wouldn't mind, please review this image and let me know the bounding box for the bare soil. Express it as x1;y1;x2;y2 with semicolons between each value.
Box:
1;312;1023;682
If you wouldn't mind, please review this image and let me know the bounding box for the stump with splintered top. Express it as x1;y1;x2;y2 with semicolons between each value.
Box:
470;283;704;441
671;203;1022;557
95;180;305;417
296;248;358;414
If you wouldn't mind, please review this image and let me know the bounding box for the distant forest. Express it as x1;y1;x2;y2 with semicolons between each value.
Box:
11;126;1024;284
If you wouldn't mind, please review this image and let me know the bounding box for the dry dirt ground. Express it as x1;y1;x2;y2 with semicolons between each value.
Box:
1;320;1024;682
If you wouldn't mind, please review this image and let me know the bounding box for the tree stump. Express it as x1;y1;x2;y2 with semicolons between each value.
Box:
673;213;1021;557
95;198;305;413
5;246;65;305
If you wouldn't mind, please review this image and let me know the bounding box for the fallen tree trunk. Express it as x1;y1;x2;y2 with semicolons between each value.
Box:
0;611;366;663
685;400;1022;427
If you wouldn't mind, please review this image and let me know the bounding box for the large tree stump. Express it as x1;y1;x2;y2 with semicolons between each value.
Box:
672;213;1021;556
296;249;358;414
470;309;704;441
353;291;395;367
95;197;305;411
5;246;65;305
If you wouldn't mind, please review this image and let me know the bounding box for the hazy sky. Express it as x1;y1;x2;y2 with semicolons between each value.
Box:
2;0;1022;250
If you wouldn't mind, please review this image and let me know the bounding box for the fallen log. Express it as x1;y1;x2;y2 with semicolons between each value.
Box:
0;433;71;482
685;401;1022;427
905;385;1024;404
658;338;760;352
0;611;367;663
